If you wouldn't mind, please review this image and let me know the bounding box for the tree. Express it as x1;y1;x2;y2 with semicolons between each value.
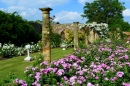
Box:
0;10;40;46
81;0;126;31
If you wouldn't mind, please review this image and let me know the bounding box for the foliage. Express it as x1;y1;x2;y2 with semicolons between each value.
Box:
0;42;42;58
63;28;86;45
0;72;17;85
11;40;130;86
11;55;85;86
108;17;130;32
120;21;130;32
78;30;85;43
29;42;42;53
74;41;130;85
51;32;62;48
0;47;73;85
108;28;124;41
82;0;127;31
64;29;74;43
79;22;109;39
0;10;40;46
1;43;16;58
32;53;43;67
29;20;42;34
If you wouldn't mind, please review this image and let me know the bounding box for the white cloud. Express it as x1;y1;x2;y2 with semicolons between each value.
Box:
1;0;17;5
5;5;41;20
0;0;69;21
20;12;27;17
123;9;130;16
0;8;5;11
78;0;94;5
53;11;86;24
8;6;25;11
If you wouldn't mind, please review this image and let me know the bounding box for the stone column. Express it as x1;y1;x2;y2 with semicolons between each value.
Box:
39;7;52;64
95;32;99;40
89;30;94;43
73;22;79;50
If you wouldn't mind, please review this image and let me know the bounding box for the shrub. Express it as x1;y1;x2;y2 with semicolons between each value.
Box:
0;42;42;58
0;10;40;46
10;41;130;86
64;29;74;43
1;43;16;58
51;33;62;48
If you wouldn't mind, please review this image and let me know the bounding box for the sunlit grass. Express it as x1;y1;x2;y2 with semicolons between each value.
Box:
0;47;73;84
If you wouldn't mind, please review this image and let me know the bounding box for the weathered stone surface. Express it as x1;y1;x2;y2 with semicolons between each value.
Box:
73;22;79;50
39;7;52;64
53;23;100;43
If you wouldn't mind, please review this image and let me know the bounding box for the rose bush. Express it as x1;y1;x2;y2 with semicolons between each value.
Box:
11;41;130;86
79;22;109;39
0;42;42;58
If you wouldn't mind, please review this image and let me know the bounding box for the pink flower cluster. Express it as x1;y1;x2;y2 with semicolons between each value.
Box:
13;42;130;86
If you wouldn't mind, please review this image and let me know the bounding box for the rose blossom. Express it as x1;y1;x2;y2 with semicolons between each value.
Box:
116;71;124;77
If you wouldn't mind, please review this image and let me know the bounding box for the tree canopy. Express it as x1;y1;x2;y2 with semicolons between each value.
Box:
81;0;129;31
0;10;40;46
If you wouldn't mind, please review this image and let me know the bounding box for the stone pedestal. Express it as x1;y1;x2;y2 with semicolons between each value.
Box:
24;45;32;61
61;43;67;50
24;50;32;61
39;7;52;64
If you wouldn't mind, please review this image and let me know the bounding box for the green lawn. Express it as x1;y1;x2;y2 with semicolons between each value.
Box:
0;47;73;84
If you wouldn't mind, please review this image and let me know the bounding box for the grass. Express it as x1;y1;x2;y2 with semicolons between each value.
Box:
0;47;73;84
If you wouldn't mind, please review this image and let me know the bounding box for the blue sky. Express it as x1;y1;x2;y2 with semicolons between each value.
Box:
0;0;130;24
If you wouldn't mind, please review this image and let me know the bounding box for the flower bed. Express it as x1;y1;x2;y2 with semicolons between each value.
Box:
0;42;42;58
11;41;130;86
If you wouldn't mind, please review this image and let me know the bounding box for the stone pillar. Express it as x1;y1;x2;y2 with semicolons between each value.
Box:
39;7;52;64
95;32;99;40
73;22;79;50
89;30;94;43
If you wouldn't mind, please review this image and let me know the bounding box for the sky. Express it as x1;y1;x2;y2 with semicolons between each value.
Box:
0;0;130;24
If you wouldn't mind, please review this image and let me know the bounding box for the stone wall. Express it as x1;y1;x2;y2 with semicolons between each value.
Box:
29;22;101;43
52;23;100;43
52;23;73;34
123;32;130;41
